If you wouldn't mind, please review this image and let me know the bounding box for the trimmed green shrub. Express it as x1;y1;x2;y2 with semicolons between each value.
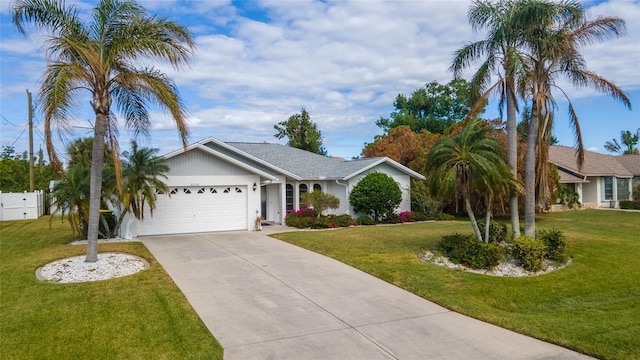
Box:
330;214;356;228
437;233;501;270
511;236;547;272
539;228;568;262
285;209;355;229
475;220;507;243
356;216;375;226
349;172;402;222
619;200;640;210
382;213;400;224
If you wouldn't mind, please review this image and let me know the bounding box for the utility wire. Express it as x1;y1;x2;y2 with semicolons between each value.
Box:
1;113;21;127
9;124;29;147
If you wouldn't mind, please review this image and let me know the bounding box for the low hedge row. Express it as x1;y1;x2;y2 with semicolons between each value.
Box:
619;200;640;210
286;209;454;229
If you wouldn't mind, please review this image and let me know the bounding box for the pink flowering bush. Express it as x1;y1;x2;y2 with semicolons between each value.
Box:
398;211;416;223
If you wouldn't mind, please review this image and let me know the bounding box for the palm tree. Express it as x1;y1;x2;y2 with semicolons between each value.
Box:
50;163;90;236
114;141;169;235
516;0;631;237
13;0;194;262
427;121;518;242
451;0;529;238
604;129;640;155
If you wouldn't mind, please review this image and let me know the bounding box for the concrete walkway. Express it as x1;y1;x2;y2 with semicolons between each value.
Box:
141;229;591;360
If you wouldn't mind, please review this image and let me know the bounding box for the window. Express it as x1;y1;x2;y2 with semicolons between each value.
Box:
170;188;178;195
210;188;217;193
286;184;294;212
183;188;192;194
313;183;321;192
197;188;205;194
235;187;242;193
603;177;613;200
299;184;308;205
617;178;630;200
155;189;164;195
223;187;231;193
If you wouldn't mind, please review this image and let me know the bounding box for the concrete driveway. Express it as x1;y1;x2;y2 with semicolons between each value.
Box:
141;229;591;360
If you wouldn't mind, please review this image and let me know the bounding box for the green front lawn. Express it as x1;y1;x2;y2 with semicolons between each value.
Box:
0;217;222;360
272;210;640;360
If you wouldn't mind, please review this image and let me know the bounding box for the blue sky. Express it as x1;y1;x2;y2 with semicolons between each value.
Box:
1;0;638;164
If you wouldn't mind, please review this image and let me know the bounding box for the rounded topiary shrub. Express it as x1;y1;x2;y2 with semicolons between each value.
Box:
349;172;402;222
511;236;547;272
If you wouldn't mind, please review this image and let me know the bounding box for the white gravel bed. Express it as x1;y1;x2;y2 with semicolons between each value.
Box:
36;253;148;283
68;238;140;245
419;251;571;277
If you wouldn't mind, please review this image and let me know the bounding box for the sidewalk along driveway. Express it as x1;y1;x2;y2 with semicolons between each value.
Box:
141;231;592;360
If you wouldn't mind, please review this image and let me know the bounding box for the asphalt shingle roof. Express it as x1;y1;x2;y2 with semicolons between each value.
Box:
226;142;384;180
549;146;633;178
616;154;640;176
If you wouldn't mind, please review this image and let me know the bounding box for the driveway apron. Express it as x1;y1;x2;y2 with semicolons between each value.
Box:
141;231;591;360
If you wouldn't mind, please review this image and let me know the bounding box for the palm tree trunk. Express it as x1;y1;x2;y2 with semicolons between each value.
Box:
524;101;540;238
485;198;492;244
464;191;483;242
85;113;107;262
506;77;520;238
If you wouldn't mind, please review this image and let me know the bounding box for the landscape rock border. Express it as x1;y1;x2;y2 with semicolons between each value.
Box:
419;251;571;277
36;252;149;284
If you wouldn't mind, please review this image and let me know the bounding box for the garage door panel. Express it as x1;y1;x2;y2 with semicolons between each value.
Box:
136;186;247;236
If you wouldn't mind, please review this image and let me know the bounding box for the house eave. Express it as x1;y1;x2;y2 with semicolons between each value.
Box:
343;157;426;181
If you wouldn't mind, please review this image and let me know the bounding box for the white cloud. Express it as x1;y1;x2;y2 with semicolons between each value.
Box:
0;0;638;159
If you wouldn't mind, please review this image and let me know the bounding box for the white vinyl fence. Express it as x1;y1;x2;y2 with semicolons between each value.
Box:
0;191;45;221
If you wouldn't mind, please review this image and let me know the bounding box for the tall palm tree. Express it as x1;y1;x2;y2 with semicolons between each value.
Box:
516;0;631;237
604;129;640;155
13;0;194;262
451;0;529;238
114;141;169;235
427;120;518;242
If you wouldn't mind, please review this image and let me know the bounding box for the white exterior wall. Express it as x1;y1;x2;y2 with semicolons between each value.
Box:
582;177;598;205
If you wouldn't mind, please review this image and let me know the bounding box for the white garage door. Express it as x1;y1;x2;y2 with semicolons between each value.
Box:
136;186;247;236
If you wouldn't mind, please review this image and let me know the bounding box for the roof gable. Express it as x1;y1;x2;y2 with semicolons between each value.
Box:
616;154;640;176
163;142;278;180
549;146;632;178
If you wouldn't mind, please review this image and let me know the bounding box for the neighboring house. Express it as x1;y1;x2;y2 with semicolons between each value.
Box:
123;137;425;237
549;146;640;208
